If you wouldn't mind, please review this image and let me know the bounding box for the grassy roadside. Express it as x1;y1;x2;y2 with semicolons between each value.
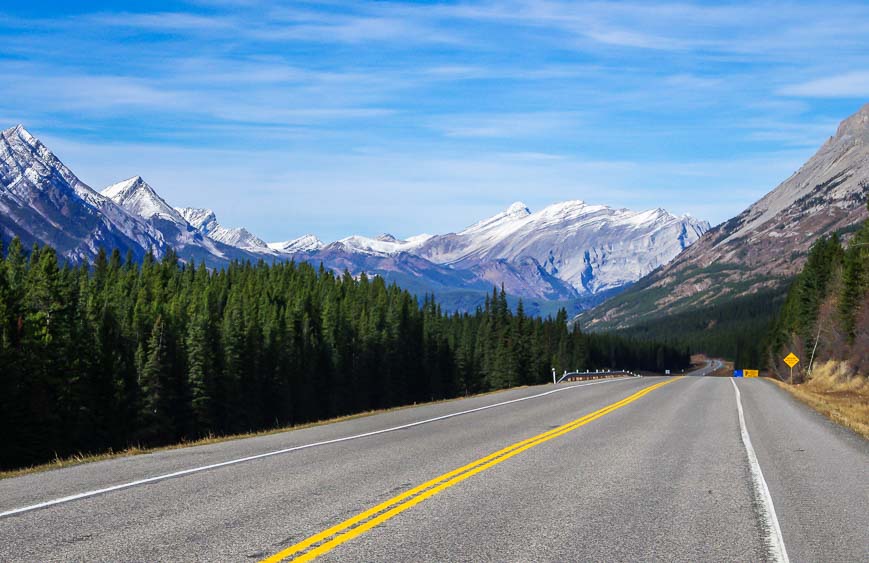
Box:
0;385;535;481
769;360;869;440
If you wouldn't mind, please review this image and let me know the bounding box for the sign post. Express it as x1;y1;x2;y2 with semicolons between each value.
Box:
783;353;800;384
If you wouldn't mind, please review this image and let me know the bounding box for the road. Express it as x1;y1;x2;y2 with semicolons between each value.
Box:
0;372;866;562
688;358;723;376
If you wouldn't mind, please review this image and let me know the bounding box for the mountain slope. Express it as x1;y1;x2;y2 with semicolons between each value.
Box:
0;125;164;262
581;102;869;331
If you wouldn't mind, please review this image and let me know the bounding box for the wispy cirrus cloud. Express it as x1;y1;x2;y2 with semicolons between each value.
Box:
88;11;238;31
87;5;466;45
779;71;869;98
429;112;584;139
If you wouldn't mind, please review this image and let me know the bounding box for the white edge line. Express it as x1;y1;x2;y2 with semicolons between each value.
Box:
731;378;790;563
1;376;637;518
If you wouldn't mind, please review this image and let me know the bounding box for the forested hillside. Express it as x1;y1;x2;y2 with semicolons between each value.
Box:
768;205;869;381
611;288;787;369
0;238;689;470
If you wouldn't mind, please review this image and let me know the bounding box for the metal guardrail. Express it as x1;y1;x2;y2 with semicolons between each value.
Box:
555;369;640;384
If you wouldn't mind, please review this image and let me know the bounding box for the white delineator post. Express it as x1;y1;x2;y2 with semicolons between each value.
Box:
552;368;556;384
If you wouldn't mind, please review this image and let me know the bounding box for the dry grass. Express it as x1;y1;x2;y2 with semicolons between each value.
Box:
771;360;869;440
0;386;528;481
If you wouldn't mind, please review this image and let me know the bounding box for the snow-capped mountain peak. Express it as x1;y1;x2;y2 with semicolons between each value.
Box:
506;201;532;216
11;123;36;144
1;124;108;208
176;206;269;251
268;234;325;253
335;233;433;256
103;176;185;224
176;207;218;232
461;201;533;237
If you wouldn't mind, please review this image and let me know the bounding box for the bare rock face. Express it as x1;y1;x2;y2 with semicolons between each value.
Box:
581;102;869;330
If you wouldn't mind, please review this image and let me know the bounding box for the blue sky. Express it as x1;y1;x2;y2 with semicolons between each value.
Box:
1;1;868;242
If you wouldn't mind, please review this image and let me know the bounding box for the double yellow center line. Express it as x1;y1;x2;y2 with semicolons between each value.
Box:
262;377;679;562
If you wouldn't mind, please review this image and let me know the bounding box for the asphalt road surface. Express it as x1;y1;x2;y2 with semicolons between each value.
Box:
1;371;866;562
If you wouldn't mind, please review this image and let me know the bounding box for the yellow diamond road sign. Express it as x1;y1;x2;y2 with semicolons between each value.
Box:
783;353;800;368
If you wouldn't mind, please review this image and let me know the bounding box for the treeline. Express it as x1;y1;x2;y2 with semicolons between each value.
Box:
0;238;689;470
768;206;869;379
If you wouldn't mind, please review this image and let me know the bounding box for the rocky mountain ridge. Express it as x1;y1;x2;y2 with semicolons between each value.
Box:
0;125;165;263
581;102;869;330
0;124;709;312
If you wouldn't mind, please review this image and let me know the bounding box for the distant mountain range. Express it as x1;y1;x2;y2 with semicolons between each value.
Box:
580;101;869;330
0;123;709;314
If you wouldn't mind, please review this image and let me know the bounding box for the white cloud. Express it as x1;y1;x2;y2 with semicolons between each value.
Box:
88;12;237;31
584;29;688;51
429;112;584;138
779;71;869;98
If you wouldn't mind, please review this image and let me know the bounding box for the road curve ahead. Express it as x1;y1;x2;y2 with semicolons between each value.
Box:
1;374;866;562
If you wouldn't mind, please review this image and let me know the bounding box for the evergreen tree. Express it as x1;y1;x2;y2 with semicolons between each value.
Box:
839;204;869;340
186;311;212;433
139;316;172;443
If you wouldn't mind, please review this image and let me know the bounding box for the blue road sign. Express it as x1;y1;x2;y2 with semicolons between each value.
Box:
733;370;744;378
